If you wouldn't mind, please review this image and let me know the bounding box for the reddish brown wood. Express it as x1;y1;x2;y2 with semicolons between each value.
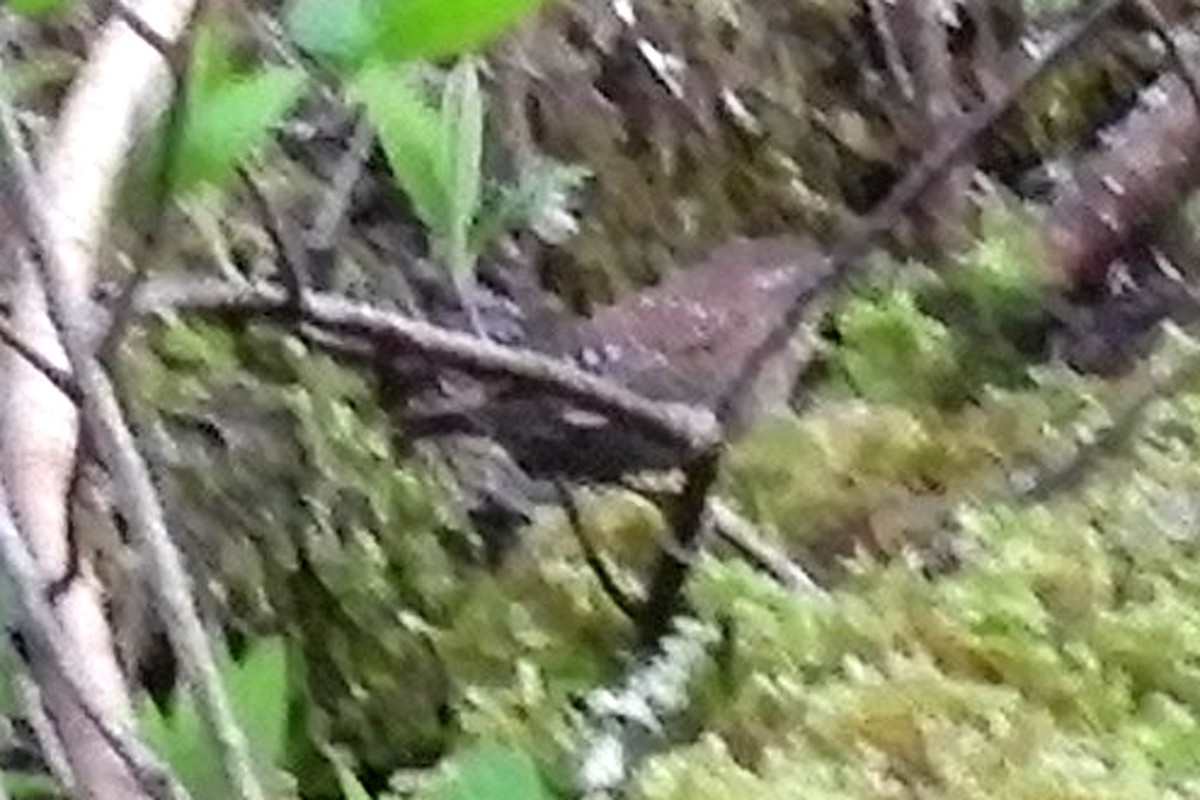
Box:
1044;54;1200;290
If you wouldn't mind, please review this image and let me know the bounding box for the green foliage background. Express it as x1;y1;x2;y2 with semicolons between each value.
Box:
12;0;1200;797
118;193;1200;800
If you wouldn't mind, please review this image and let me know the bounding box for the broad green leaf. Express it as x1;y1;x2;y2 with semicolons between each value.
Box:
377;0;546;62
284;0;377;70
350;63;449;235
440;57;484;274
421;743;550;800
171;67;306;194
138;638;291;800
7;0;75;17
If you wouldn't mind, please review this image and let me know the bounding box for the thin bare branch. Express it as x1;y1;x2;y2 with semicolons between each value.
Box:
238;168;310;313
555;482;641;619
103;1;177;68
637;449;721;647
12;667;75;793
308;114;375;255
131;275;722;455
1018;337;1200;503
0;492;186;800
1127;0;1200;110
708;498;823;595
866;0;916;101
97;2;203;364
0;93;264;800
718;0;1126;426
0;310;78;403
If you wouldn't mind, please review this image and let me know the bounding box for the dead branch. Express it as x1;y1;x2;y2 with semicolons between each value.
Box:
0;307;77;402
0;1;199;796
720;0;1126;427
555;482;642;619
130;275;722;456
0;491;186;800
637;449;721;647
307;113;376;257
708;498;822;595
0;93;264;800
1044;15;1200;291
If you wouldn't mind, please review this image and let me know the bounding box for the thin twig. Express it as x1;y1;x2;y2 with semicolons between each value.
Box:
97;0;203;364
637;449;721;647
0;493;187;800
0;93;265;800
307;113;375;254
708;498;823;595
554;482;641;619
12;666;75;793
104;0;180;71
1126;0;1200;110
0;311;78;403
238;167;309;314
1018;340;1200;503
132;275;722;456
866;0;916;101
718;0;1126;426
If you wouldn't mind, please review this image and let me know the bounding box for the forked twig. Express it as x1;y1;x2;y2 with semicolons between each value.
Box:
0;491;187;800
719;0;1126;426
554;481;641;619
0;91;264;800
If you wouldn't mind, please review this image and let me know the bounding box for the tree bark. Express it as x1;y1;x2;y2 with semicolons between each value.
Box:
0;2;196;797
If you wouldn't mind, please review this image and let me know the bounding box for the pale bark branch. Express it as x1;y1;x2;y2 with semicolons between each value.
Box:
131;276;722;456
0;87;264;800
0;490;186;800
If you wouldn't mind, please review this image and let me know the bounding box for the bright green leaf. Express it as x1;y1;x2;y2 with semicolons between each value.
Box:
138;639;291;800
7;0;75;17
284;0;378;70
376;0;546;62
350;63;449;234
187;16;241;100
422;743;550;800
440;57;484;274
171;67;306;194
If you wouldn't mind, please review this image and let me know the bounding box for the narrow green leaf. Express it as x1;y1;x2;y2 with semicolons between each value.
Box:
349;63;449;235
283;0;377;70
7;0;75;18
377;0;546;62
172;67;306;194
440;58;484;274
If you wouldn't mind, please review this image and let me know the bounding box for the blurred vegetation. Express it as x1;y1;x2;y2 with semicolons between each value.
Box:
12;0;1200;798
124;193;1200;800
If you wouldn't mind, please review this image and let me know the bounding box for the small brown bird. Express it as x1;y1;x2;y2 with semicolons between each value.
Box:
405;235;832;485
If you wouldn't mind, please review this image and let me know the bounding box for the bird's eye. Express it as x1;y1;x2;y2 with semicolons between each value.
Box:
577;346;605;370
